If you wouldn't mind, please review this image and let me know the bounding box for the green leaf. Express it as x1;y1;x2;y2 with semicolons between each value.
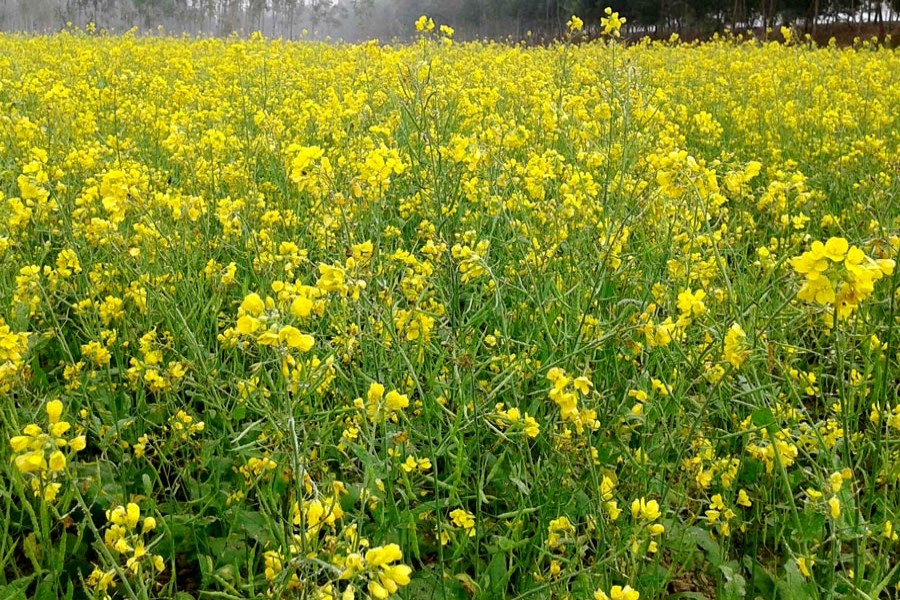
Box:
485;552;510;597
795;508;826;544
742;556;775;598
719;563;746;600
405;565;470;600
779;560;815;600
686;526;722;567
234;509;272;545
405;510;421;561
0;577;34;600
231;404;247;421
750;407;775;430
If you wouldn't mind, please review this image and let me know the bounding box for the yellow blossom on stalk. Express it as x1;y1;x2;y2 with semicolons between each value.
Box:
103;502;165;575
495;403;541;438
142;517;157;533
651;378;670;396
523;415;541;438
595;585;640;600
81;340;111;366
317;263;347;294
342;544;411;599
47;400;63;424
277;326;315;352
780;26;793;44
631;498;662;522
360;382;408;423
236;293;266;335
883;521;899;541
288;145;326;192
385;390;409;411
291;294;314;318
549;560;562;577
263;550;285;582
451;239;490;284
240;292;266;316
400;455;431;473
723;322;749;368
791;237;894;319
169;410;205;441
238;456;278;482
293;494;345;537
828;496;841;519
9;400;86;502
606;500;622;521
0;319;31;393
48;450;66;472
828;471;844;493
450;509;476;537
601;7;627;37
566;15;584;32
86;568;117;597
629;389;648;403
414;15;435;33
547;516;575;549
546;367;599;434
574;376;593;394
98;296;125;325
364;544;401;567
677;288;707;320
233;289;316;354
796;556;812;578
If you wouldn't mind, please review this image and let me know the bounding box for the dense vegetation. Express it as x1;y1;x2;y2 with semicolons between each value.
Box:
1;17;899;600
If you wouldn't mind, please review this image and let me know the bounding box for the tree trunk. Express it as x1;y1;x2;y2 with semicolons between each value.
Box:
288;2;293;39
812;0;819;35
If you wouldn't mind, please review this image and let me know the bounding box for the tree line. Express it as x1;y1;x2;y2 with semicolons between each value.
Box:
3;0;898;41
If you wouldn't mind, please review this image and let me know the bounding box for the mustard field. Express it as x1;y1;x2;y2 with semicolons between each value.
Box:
1;20;899;600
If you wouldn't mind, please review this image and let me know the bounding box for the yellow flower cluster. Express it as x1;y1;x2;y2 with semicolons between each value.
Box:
414;15;435;33
595;585;640;600
357;382;409;424
722;322;749;369
95;502;166;594
238;455;278;483
493;402;541;438
451;237;491;284
9;400;86;502
168;410;205;442
293;488;346;539
125;329;188;394
628;498;665;554
0;319;30;393
339;543;413;599
235;292;315;352
547;367;599;435
547;515;575;549
566;15;584;32
791;237;895;320
600;7;627;37
449;508;476;538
